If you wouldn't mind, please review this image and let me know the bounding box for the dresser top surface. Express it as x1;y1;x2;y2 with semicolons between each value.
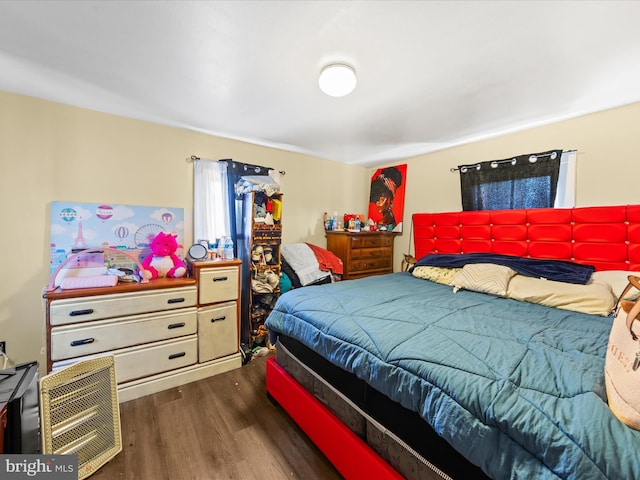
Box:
325;230;399;236
43;277;197;301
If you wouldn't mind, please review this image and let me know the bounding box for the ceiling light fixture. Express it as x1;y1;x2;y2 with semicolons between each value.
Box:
319;64;357;97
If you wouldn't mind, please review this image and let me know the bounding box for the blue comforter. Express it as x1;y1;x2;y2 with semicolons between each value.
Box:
265;272;640;480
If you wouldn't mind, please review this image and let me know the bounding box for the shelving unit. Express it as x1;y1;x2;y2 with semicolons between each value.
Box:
242;191;283;348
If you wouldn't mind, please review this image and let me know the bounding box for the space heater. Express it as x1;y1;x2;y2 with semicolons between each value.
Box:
39;355;122;479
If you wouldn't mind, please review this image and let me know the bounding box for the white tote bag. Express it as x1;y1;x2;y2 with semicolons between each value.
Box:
605;275;640;430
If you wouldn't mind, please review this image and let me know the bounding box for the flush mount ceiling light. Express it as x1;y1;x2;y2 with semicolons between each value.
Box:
319;64;357;97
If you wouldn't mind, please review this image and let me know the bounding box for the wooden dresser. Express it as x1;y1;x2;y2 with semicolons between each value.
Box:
43;270;242;403
325;231;397;280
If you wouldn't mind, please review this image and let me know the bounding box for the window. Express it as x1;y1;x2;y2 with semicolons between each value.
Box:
193;159;230;244
458;149;574;211
554;150;576;208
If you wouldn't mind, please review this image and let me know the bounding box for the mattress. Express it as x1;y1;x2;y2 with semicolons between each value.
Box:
265;272;640;480
275;335;487;480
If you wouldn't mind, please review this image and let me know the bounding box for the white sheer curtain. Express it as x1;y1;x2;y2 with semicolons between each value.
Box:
554;150;577;208
193;159;230;244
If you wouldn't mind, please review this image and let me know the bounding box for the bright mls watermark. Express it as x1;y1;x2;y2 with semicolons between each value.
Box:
1;455;77;479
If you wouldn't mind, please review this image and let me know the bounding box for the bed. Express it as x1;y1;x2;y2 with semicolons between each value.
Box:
265;205;640;480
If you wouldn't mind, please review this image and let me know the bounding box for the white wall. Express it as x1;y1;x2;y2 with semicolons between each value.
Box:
372;102;640;269
2;89;639;370
0;91;368;369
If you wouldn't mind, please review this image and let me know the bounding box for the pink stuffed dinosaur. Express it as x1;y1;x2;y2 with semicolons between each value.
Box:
139;232;187;280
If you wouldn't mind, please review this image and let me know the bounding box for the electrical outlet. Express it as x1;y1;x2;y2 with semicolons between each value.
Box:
0;341;5;355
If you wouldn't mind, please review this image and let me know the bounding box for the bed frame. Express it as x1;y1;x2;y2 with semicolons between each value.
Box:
266;204;640;480
266;358;403;480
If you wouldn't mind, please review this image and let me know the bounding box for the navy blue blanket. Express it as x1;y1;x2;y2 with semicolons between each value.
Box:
411;253;594;284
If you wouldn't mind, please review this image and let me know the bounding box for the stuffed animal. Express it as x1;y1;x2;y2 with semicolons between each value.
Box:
139;231;187;280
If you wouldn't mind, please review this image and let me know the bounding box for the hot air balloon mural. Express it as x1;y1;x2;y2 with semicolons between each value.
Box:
115;226;129;241
161;212;173;225
51;202;184;268
96;205;113;222
59;208;77;224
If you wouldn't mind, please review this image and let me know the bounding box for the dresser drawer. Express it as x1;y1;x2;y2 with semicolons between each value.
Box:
52;335;198;383
350;235;394;249
198;302;238;362
350;247;392;260
50;307;197;361
348;257;393;274
49;286;197;326
198;267;239;304
114;336;198;382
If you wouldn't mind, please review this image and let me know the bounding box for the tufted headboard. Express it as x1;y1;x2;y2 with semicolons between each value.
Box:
413;205;640;272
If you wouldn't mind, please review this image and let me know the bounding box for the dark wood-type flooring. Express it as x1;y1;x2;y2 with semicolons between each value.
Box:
91;353;343;480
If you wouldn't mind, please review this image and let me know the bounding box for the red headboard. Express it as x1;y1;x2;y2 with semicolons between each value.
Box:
413;205;640;271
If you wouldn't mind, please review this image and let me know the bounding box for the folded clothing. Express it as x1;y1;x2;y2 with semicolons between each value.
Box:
281;243;331;286
306;242;343;275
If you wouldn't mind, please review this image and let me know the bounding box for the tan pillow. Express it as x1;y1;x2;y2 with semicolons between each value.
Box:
451;263;517;297
589;270;640;301
507;275;616;316
411;266;461;285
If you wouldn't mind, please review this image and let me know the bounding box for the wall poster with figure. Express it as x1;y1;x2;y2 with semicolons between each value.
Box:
367;164;407;232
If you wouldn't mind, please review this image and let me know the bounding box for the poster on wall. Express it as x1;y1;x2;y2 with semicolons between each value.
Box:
50;202;185;273
367;164;407;232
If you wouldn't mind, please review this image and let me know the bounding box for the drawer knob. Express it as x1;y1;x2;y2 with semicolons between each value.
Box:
211;316;226;323
212;276;228;282
167;322;186;329
69;309;94;317
167;298;185;304
168;352;186;360
70;338;95;347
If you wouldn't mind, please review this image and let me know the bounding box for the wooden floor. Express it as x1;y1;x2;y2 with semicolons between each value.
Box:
91;353;343;480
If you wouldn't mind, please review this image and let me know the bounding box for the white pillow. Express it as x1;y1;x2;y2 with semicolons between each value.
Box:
507;275;616;316
589;270;640;301
411;266;461;285
451;263;517;297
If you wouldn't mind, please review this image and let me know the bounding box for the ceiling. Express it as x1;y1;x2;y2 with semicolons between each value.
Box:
1;1;639;167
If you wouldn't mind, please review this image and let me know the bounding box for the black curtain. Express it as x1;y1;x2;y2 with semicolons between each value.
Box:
219;159;272;347
459;149;562;211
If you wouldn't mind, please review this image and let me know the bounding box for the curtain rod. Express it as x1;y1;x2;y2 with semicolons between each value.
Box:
186;155;285;175
450;149;576;173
